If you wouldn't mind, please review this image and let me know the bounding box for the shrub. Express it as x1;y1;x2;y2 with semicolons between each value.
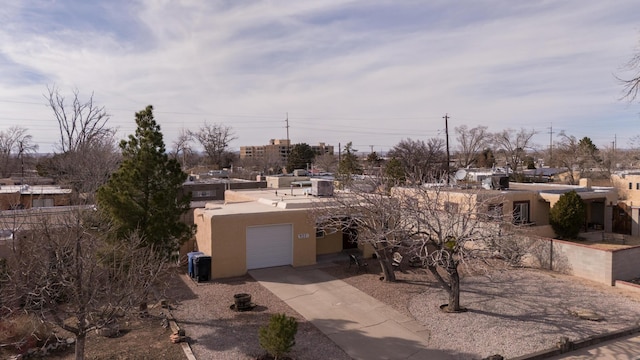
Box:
258;313;298;359
549;190;586;239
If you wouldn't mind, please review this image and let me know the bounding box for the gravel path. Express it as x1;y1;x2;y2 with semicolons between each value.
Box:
168;261;640;359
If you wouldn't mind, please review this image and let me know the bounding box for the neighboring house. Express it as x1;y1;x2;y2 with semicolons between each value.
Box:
0;185;72;210
610;171;640;235
265;175;310;189
193;177;617;279
508;180;616;235
182;178;266;203
0;205;94;259
521;167;570;183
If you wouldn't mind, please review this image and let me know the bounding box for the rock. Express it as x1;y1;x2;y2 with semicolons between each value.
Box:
96;324;120;338
483;355;504;360
569;308;604;321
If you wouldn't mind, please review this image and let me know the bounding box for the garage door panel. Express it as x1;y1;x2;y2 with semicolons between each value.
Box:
246;224;292;269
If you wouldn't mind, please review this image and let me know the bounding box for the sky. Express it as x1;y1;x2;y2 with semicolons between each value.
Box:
1;0;640;154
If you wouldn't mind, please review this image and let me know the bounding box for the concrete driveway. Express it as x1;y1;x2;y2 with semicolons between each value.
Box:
249;265;455;360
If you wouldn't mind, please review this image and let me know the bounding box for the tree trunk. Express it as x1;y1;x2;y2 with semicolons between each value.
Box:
75;332;86;360
447;266;461;312
379;258;396;282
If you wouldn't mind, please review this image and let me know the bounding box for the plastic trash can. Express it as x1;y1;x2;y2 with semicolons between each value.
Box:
194;255;211;282
187;251;204;278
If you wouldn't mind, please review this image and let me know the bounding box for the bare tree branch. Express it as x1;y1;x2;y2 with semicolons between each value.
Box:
45;85;114;153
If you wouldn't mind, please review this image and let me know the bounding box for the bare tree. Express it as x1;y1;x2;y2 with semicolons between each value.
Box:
42;86;119;203
397;187;520;312
0;126;38;178
492;128;537;172
313;153;338;173
188;122;237;169
38;137;120;203
45;85;114;153
553;132;601;184
617;37;640;102
171;128;194;170
387;138;445;182
454;125;489;168
0;208;169;360
312;176;410;282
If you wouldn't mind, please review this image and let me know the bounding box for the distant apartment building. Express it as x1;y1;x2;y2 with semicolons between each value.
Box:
240;139;334;162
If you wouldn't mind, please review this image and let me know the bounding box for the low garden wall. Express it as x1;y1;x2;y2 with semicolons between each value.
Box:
525;237;640;286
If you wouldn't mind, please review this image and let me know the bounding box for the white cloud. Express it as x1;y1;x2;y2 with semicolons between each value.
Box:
0;0;639;153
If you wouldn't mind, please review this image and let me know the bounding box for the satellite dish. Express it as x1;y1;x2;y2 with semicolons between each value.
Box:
454;169;467;181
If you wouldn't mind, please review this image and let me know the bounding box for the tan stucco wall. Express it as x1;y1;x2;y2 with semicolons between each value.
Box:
612;173;640;204
526;225;556;238
316;231;342;255
195;207;317;279
496;191;550;226
194;209;213;257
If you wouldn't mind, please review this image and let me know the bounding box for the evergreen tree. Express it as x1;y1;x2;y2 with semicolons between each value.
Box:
96;105;192;256
285;143;315;173
338;142;362;180
259;313;298;360
549;190;586;239
384;157;406;185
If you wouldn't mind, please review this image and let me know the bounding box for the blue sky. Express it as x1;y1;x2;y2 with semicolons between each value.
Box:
1;0;640;154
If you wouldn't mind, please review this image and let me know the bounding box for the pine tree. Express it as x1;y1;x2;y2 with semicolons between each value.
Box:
338;142;362;180
285;143;315;173
258;313;297;360
96;105;192;257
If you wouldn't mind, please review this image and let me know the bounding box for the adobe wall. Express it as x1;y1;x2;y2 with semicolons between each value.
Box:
316;230;342;255
200;208;316;279
611;246;640;282
550;239;613;285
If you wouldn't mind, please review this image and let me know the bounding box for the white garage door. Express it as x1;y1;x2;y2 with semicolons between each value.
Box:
246;224;293;269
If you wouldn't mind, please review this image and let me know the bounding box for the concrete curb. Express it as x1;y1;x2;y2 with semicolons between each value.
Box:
510;324;640;360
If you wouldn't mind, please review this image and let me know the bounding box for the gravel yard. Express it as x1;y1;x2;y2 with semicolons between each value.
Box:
168;271;351;360
325;260;640;359
170;260;640;359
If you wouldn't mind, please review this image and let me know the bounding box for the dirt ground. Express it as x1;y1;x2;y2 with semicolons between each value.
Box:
0;270;188;360
27;306;185;360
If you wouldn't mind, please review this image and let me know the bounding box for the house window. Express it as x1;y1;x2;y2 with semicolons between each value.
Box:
513;201;530;224
32;198;54;208
444;202;459;213
637;183;639;190
487;204;504;221
630;182;633;190
192;190;216;198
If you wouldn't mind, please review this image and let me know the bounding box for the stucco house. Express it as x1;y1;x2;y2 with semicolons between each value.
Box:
611;171;640;235
193;186;347;279
192;177;617;280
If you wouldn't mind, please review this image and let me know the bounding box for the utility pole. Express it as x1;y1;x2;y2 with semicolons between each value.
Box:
443;113;450;184
285;113;290;142
548;123;554;165
285;113;290;162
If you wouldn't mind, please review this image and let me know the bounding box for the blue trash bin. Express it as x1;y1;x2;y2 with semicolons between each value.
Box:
187;251;204;278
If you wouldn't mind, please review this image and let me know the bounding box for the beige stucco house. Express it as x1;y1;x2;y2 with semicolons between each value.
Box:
193;187;346;279
193;178;617;280
611;172;640;235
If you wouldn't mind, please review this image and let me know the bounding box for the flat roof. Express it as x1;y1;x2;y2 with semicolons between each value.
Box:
0;185;72;195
